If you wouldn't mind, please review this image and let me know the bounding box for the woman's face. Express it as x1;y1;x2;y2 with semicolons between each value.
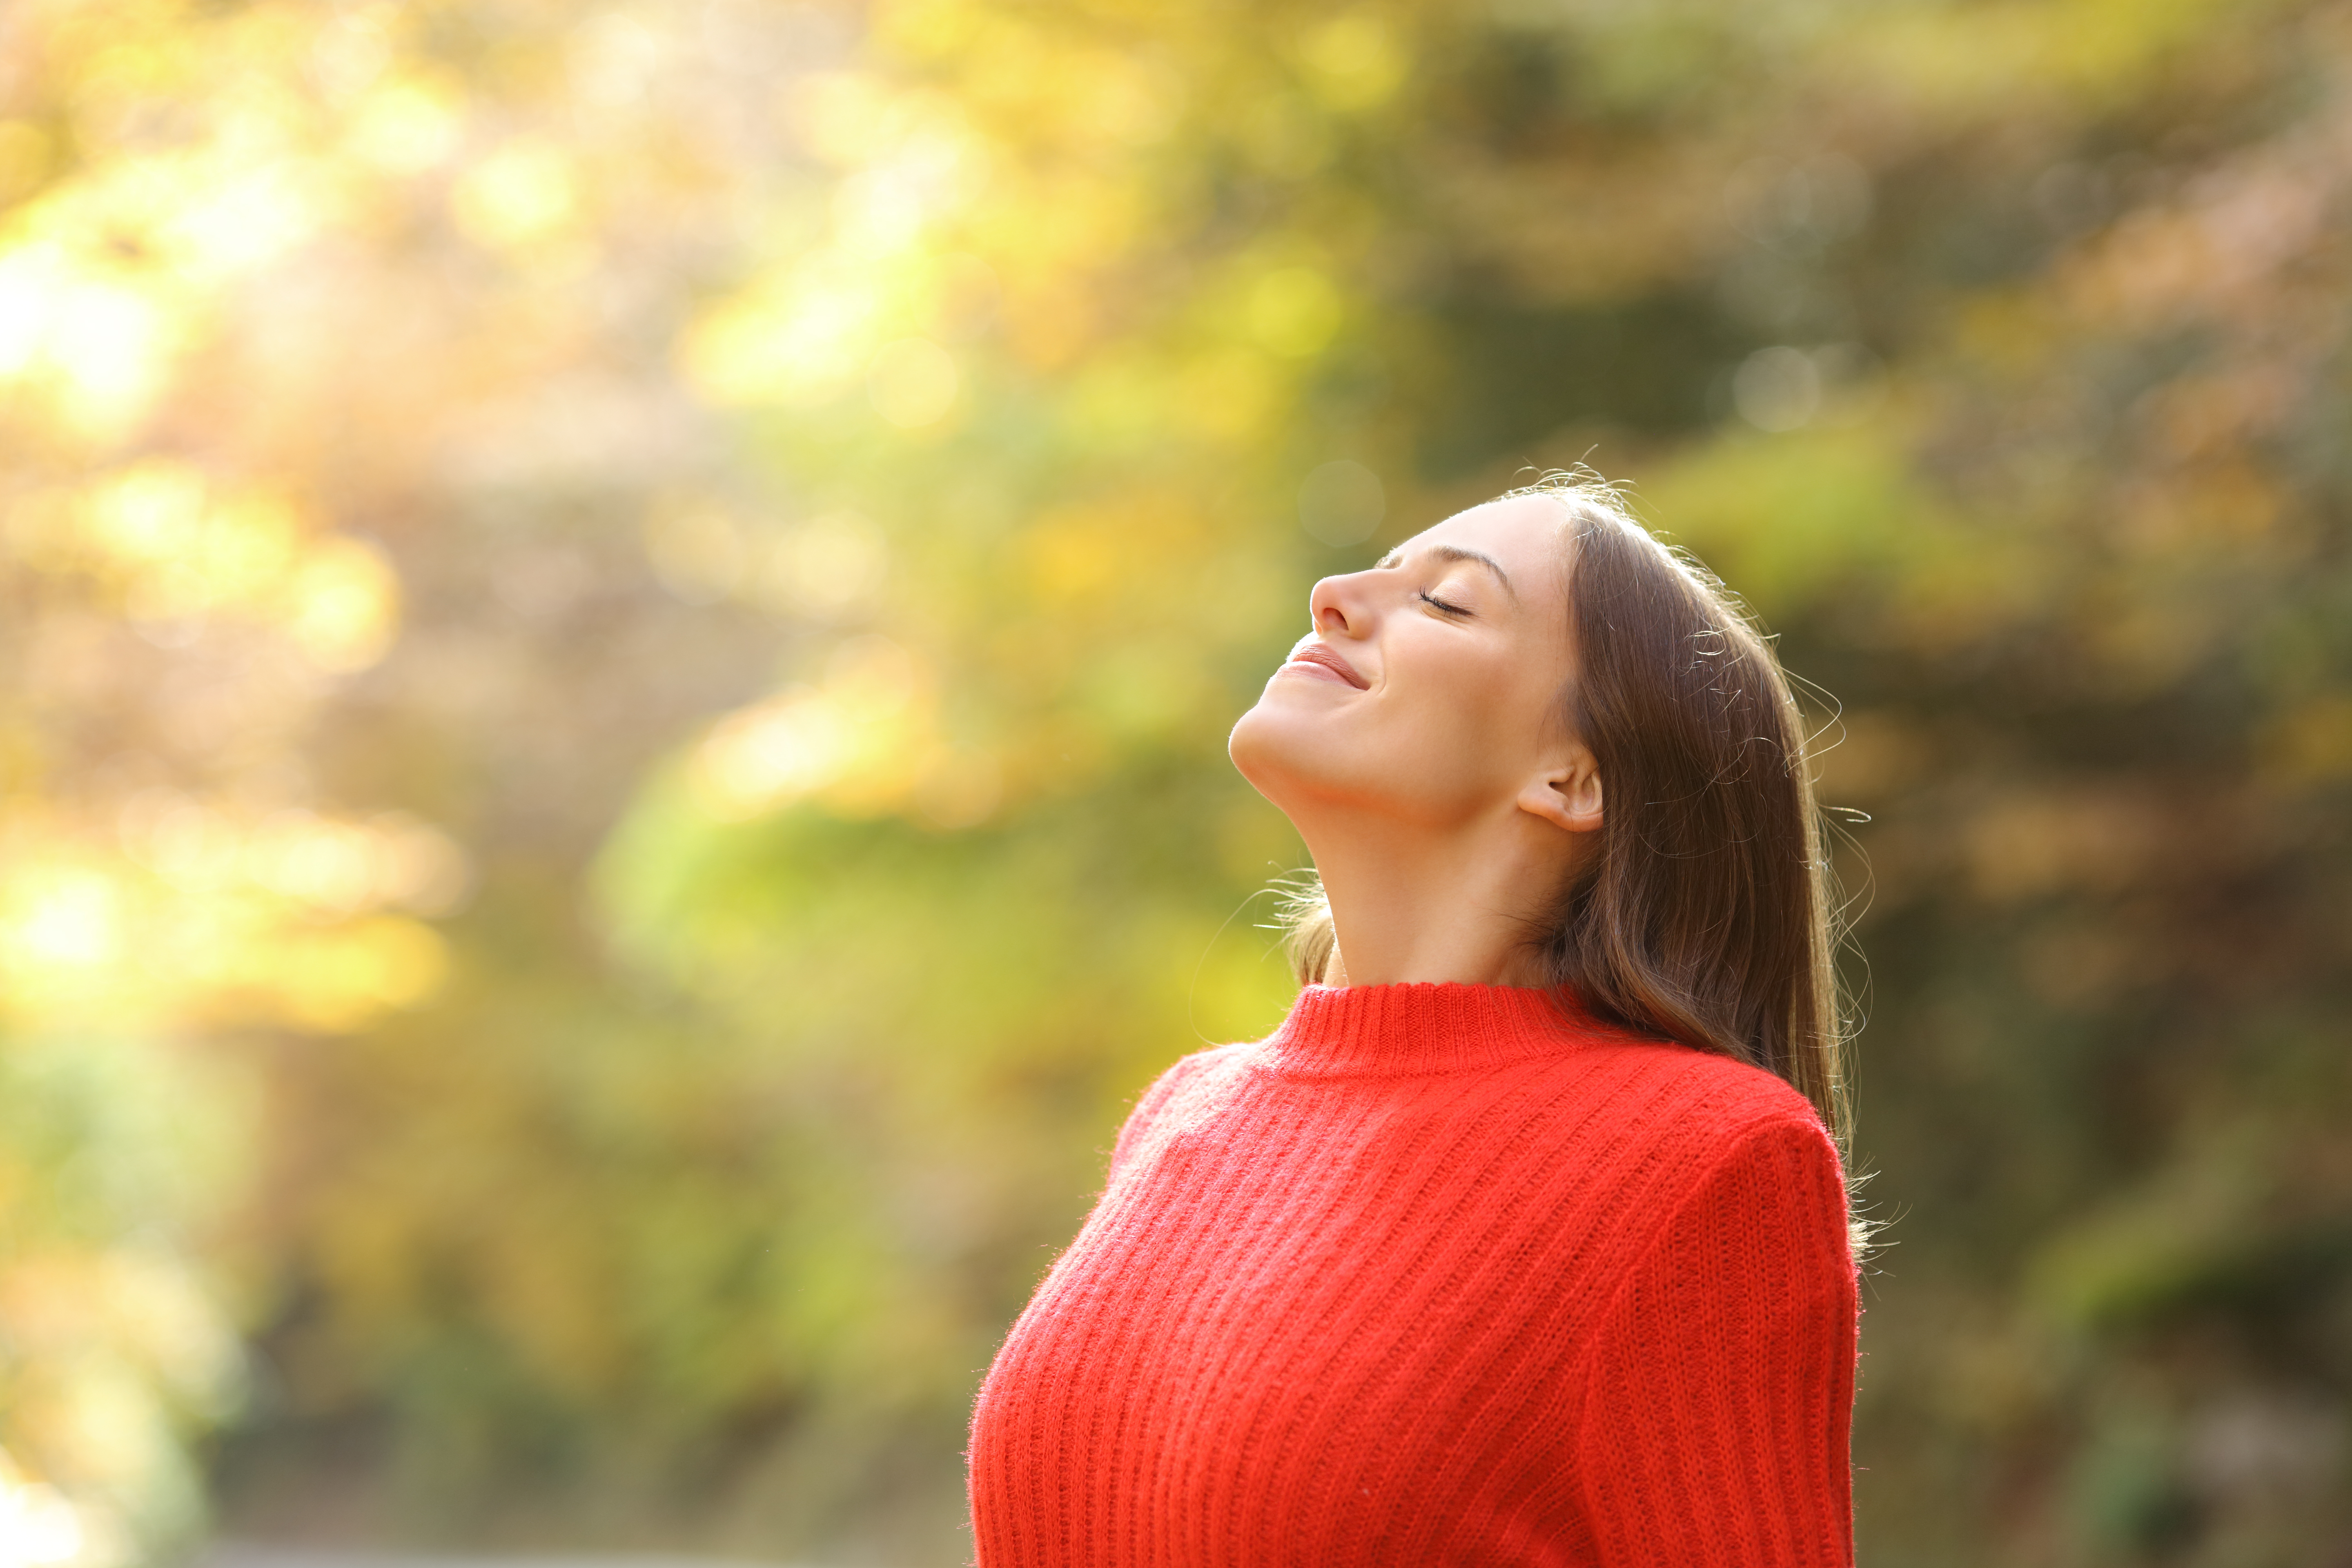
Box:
1229;496;1584;834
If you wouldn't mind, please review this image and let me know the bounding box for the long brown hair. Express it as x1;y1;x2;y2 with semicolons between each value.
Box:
1284;473;1852;1152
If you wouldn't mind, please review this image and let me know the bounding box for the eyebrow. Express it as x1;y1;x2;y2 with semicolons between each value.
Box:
1377;543;1518;603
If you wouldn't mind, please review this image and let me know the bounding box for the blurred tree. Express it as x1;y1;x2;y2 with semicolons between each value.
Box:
0;0;2346;1565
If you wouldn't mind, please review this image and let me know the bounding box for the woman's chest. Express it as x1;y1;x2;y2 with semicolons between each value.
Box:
969;1085;1645;1566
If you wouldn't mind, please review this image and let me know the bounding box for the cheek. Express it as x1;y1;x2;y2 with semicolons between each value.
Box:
1363;640;1554;815
1227;639;1557;824
1401;656;1531;772
1403;620;1514;707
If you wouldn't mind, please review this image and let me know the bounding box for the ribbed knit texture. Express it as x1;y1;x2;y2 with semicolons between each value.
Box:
968;982;1858;1567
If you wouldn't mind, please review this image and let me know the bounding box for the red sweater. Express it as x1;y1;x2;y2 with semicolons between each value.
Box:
968;982;1858;1566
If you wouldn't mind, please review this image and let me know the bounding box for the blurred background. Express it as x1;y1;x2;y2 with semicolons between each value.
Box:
0;0;2348;1564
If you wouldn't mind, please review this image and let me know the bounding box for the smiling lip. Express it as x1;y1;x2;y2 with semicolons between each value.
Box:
1281;639;1368;689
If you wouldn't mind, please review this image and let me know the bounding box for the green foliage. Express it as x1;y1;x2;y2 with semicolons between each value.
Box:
0;1028;246;1562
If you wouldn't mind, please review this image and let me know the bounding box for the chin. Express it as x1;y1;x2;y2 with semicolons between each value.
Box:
1229;692;1345;816
1227;695;1282;786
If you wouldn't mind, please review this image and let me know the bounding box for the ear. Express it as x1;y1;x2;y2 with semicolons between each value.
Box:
1516;744;1604;836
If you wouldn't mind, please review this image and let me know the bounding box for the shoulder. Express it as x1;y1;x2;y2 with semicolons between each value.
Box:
1132;1038;1256;1116
1560;1044;1855;1362
1106;1040;1256;1181
1573;1029;1837;1175
1522;1030;1846;1258
1581;1041;1854;1286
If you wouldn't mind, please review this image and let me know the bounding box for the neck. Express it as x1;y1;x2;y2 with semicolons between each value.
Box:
1301;806;1569;988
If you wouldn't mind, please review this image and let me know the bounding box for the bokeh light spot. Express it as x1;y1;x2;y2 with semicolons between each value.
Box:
867;336;960;427
1247;266;1342;359
1733;345;1822;432
1298;459;1385;547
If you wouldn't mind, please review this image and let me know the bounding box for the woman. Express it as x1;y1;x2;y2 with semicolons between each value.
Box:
969;474;1860;1566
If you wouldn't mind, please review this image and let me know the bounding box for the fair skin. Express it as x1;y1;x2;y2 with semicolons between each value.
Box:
1228;495;1605;987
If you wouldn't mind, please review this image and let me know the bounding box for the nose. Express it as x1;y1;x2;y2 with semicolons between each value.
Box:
1307;570;1372;640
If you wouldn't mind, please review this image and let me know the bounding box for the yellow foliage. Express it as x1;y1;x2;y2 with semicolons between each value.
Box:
262;916;450;1034
1172;347;1287;447
346;73;466;176
1246;265;1344;359
0;866;125;998
761;512;892;619
1296;14;1407;114
0;241;186;441
0;1450;93;1568
1020;509;1124;604
681;263;903;408
449;138;582;252
1847;0;2275;113
866;336;962;428
789;72;902;168
282;537;399;673
690;637;994;826
0;121;51;202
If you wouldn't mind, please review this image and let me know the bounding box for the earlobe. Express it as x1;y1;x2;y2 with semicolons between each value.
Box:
1518;753;1604;836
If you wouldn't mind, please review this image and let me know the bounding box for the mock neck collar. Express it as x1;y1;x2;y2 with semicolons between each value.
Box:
1261;982;1590;1077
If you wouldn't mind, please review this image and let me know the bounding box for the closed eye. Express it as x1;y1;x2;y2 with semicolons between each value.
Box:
1419;589;1470;616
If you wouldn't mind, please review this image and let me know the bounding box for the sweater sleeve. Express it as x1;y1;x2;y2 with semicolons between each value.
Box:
1569;1115;1858;1567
